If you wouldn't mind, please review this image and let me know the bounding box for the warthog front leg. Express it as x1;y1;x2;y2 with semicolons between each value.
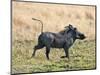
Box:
45;47;50;60
61;46;69;59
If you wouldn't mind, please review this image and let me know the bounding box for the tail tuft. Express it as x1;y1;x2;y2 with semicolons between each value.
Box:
32;18;44;34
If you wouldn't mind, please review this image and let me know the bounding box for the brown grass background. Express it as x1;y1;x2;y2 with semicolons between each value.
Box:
12;1;96;41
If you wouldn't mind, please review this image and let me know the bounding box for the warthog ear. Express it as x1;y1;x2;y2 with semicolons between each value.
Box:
69;24;73;28
64;24;73;29
69;24;72;26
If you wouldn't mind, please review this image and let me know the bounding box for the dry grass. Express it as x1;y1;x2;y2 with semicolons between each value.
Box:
12;1;96;74
12;1;96;41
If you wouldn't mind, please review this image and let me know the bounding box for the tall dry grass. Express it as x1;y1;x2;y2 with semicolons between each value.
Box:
12;1;96;41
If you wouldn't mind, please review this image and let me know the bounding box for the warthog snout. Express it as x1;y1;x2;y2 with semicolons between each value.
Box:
80;34;86;40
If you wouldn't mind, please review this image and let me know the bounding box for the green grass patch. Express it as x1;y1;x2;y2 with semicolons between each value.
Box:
12;39;96;74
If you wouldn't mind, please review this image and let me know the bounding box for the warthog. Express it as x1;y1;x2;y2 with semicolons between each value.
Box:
31;18;86;60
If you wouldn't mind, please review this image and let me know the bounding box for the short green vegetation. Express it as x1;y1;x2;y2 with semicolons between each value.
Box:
12;39;96;74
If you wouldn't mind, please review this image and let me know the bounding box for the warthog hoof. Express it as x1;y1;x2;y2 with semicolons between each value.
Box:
60;56;67;58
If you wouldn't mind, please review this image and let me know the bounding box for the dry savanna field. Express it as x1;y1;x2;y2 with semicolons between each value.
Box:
12;1;96;74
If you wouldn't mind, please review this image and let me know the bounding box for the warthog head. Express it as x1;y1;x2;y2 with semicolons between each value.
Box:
65;24;86;40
